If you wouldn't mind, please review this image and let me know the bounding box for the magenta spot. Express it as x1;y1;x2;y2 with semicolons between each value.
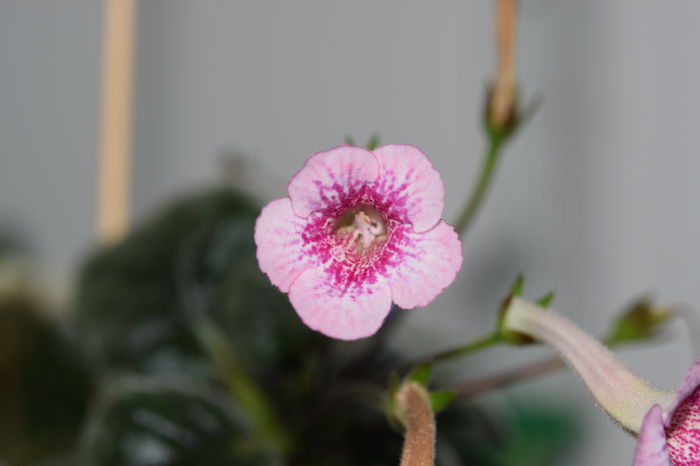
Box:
667;385;700;465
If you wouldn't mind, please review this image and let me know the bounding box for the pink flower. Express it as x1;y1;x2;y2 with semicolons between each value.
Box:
502;297;700;466
634;361;700;466
254;145;463;340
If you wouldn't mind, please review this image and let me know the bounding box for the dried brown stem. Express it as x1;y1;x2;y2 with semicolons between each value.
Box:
490;0;517;126
454;355;564;401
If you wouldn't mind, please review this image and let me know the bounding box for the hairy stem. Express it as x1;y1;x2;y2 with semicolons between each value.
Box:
397;382;436;466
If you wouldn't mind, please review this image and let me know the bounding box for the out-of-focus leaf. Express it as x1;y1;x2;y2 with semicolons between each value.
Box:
0;294;45;463
491;403;579;466
24;322;91;442
365;134;381;150
74;189;260;375
176;212;315;376
510;275;524;297
604;298;674;347
406;362;432;387
535;291;555;309
0;294;91;464
83;377;275;466
429;390;455;413
436;400;579;466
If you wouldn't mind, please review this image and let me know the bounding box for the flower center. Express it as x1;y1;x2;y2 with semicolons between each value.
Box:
335;205;387;250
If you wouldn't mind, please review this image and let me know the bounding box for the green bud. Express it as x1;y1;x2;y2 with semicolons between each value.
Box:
604;298;675;347
497;276;537;345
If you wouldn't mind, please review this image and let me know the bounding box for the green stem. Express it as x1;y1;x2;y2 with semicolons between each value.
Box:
453;134;505;236
428;332;502;364
195;321;293;455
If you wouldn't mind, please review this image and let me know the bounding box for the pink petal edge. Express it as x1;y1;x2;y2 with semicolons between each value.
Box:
254;198;313;293
371;145;445;233
287;145;379;218
665;359;700;425
288;267;393;340
633;405;672;466
384;221;462;309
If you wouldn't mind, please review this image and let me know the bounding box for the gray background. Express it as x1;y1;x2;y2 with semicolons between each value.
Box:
2;1;699;464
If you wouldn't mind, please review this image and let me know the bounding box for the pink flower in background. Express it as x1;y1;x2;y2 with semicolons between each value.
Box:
634;361;700;466
501;297;700;466
255;145;462;340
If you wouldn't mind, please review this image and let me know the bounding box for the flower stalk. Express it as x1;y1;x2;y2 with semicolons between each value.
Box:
396;382;436;466
427;331;502;364
503;297;674;434
453;135;505;236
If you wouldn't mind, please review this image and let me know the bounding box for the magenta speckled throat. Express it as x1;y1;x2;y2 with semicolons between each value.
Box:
254;144;463;340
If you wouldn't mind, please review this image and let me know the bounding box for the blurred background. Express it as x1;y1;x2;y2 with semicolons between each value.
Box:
2;1;700;465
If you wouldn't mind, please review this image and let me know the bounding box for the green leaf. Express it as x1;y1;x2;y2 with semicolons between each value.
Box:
510;275;524;297
387;371;400;399
177;211;315;377
429;390;455;413
24;322;91;442
0;293;91;464
436;400;579;466
406;362;432;386
74;188;261;376
492;402;579;466
365;134;381;150
535;292;555;308
497;277;535;346
83;377;276;466
604;298;674;347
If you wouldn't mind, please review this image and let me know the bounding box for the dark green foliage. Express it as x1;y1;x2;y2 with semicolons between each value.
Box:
437;400;579;466
75;189;259;376
73;187;408;465
0;187;583;465
0;294;91;464
24;322;91;441
83;379;272;466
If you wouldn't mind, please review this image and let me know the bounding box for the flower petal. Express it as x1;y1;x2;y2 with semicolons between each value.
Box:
633;405;672;466
371;145;445;232
383;221;462;309
666;359;700;425
287;145;379;217
255;198;313;292
666;361;700;465
288;267;392;340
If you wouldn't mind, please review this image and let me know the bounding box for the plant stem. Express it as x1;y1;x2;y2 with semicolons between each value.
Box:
454;355;563;401
450;326;662;402
196;321;293;455
453;135;505;236
428;332;502;365
397;382;435;466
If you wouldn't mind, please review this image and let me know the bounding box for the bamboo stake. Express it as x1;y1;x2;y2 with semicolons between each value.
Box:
96;0;137;242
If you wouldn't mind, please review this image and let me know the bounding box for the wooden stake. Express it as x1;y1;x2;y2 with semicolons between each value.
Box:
96;0;137;242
